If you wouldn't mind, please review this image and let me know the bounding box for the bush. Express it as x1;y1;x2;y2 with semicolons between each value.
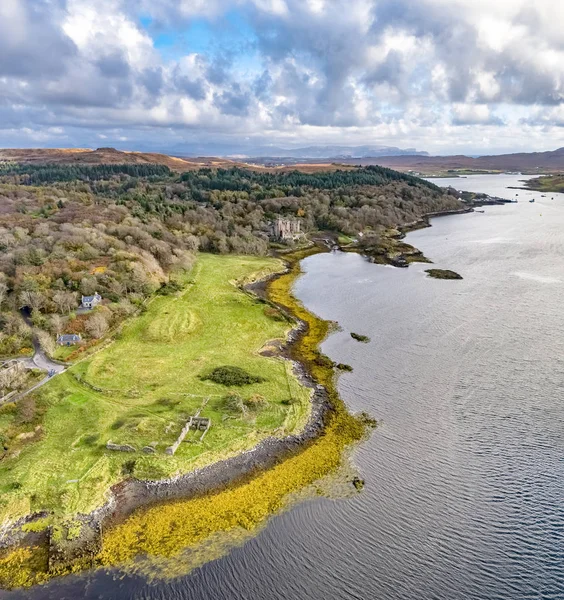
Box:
244;393;267;410
82;434;99;446
157;280;183;295
122;460;136;475
202;366;265;386
264;306;285;321
219;392;246;414
16;396;36;425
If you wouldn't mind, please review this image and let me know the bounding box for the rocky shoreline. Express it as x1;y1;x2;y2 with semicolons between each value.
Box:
0;249;337;578
1;201;472;583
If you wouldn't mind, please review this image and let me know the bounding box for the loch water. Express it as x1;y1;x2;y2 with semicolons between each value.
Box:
8;175;564;600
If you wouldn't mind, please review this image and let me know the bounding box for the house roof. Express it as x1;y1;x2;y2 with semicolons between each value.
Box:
82;293;101;302
58;334;81;341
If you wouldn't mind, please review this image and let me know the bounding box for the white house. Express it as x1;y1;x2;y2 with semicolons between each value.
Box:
57;334;82;346
81;292;102;309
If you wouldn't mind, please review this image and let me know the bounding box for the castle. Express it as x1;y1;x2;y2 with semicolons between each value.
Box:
271;218;302;241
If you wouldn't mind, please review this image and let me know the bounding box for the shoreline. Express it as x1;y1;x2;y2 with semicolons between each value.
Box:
0;205;464;587
0;245;367;589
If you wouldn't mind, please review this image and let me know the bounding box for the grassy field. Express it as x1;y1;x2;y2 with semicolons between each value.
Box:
0;254;311;524
525;175;564;193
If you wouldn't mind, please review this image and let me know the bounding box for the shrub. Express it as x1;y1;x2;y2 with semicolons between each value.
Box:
264;306;285;321
157;280;183;295
82;434;99;446
16;396;36;425
244;393;267;410
122;460;136;475
219;392;246;414
202;366;265;386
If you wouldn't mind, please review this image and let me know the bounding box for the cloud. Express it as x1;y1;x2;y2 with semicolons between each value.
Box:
451;104;504;126
1;0;564;153
0;0;77;77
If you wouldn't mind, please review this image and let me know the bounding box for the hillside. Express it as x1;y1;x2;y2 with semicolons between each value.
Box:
0;148;248;172
524;174;564;193
0;162;459;357
340;147;564;175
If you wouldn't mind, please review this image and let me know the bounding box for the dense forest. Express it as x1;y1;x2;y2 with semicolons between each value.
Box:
0;163;461;359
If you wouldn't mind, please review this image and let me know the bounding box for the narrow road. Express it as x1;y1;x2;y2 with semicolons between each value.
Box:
30;335;66;375
1;315;67;405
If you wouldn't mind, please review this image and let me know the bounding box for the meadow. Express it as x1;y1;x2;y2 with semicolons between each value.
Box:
0;254;311;524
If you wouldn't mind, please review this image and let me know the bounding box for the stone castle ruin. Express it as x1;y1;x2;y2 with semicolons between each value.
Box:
270;218;302;241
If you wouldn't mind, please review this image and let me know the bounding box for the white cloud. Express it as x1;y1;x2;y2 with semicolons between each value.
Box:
2;0;564;153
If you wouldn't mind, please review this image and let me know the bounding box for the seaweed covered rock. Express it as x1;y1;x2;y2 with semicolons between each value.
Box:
350;332;370;343
425;269;463;280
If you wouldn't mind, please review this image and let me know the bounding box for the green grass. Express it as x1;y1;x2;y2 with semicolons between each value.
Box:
0;254;311;523
525;175;564;193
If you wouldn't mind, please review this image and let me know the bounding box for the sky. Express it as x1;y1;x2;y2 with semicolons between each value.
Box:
2;0;564;156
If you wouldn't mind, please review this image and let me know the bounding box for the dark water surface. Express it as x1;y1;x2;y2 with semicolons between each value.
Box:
7;175;564;599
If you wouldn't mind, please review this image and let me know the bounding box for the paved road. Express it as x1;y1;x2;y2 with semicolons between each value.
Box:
30;336;66;374
1;335;66;405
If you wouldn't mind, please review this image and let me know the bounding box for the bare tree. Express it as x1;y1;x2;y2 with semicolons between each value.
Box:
36;329;57;356
0;281;8;308
50;314;67;335
3;314;29;337
85;313;109;339
19;290;45;311
0;362;27;394
52;291;77;314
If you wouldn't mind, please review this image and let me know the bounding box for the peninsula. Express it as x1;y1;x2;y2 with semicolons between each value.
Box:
0;154;463;587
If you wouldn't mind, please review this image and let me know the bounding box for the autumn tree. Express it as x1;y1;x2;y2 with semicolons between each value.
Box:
19;290;45;311
85;312;109;339
52;291;78;314
36;329;57;356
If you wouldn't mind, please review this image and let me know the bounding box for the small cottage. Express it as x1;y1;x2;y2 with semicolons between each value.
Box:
81;292;102;309
57;334;82;346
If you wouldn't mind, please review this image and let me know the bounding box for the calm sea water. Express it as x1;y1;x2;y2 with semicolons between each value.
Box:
6;175;564;600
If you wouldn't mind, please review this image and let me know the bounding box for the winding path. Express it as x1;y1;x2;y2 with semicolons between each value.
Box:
1;334;66;405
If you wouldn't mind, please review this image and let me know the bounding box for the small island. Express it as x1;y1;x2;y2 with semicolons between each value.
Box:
425;269;463;280
350;332;370;343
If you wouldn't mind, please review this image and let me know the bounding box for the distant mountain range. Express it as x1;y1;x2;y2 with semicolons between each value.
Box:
239;145;429;160
167;143;428;160
5;146;564;176
345;147;564;174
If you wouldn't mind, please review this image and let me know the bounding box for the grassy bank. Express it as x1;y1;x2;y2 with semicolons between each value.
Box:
95;247;366;570
0;248;368;589
525;175;564;193
0;255;311;525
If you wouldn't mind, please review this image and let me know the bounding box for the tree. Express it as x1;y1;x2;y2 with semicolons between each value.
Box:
85;312;109;339
36;329;56;356
19;290;45;311
52;291;77;314
2;314;29;337
50;314;67;335
0;281;7;308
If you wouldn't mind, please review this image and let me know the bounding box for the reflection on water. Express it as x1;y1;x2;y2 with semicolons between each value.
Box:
9;175;564;600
